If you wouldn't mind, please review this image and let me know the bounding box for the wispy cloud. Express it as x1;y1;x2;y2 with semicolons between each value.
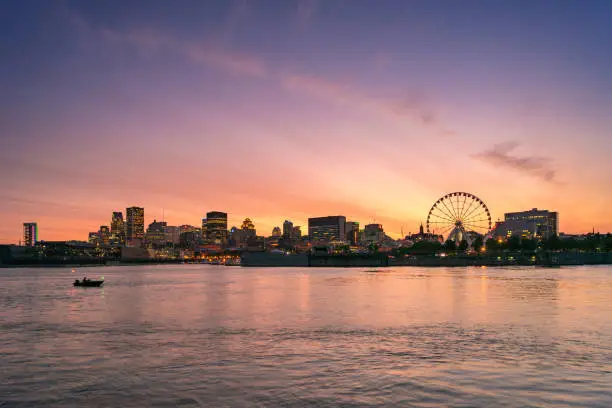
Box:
472;142;557;182
62;8;452;133
281;74;451;133
184;44;266;77
63;8;267;77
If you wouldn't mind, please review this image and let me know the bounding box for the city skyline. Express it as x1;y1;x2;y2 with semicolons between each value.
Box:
2;1;612;244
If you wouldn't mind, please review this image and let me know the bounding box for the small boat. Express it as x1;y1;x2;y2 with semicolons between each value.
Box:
73;279;104;287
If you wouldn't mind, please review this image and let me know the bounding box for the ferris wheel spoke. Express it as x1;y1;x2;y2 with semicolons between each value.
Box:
459;196;476;220
462;203;485;222
429;222;454;235
434;224;454;236
453;194;463;219
429;222;453;232
463;217;489;225
458;194;468;219
463;211;488;221
433;203;455;222
440;199;459;220
429;211;455;223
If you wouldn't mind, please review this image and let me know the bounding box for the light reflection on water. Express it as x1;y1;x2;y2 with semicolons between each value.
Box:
1;265;612;407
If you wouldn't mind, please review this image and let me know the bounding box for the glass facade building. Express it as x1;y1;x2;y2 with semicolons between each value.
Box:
206;211;228;245
126;207;145;244
111;211;125;244
23;222;38;247
308;216;346;243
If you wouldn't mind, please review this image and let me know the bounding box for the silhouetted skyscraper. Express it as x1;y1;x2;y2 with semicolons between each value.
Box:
283;220;293;238
206;211;228;245
111;211;125;244
23;222;37;247
345;221;359;245
126;207;145;245
99;225;110;245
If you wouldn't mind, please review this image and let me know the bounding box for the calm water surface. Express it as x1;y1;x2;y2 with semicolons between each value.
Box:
1;265;612;407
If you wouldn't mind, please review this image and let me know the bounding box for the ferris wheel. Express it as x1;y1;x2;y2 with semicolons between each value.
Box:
426;192;492;242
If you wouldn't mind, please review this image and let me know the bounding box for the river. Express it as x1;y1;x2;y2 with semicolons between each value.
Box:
1;265;612;407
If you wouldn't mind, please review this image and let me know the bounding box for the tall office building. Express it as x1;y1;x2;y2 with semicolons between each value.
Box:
23;222;38;247
201;218;208;241
283;220;294;238
111;211;125;244
99;225;111;245
206;211;228;245
126;207;145;245
308;216;346;243
345;221;359;245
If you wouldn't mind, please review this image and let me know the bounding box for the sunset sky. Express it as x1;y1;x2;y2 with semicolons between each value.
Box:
1;0;612;243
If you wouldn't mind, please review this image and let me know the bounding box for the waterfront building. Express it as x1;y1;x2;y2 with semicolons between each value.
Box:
271;226;282;237
145;220;167;247
283;220;293;238
110;211;125;244
99;225;110;245
308;216;346;243
126;207;145;245
23;222;38;247
407;224;444;243
363;224;385;243
201;218;208;241
88;232;100;245
494;208;559;240
179;231;201;249
206;211;228;245
179;225;199;234
345;221;359;245
229;226;241;245
163;226;180;245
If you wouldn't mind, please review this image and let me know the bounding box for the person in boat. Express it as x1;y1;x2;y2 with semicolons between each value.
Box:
82;276;88;282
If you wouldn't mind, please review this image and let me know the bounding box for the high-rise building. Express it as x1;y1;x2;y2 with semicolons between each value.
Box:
111;211;125;244
206;211;228;245
201;218;208;241
126;207;145;245
345;221;359;245
271;226;282;237
292;226;302;239
283;220;294;238
99;225;110;245
308;216;346;243
23;222;38;247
